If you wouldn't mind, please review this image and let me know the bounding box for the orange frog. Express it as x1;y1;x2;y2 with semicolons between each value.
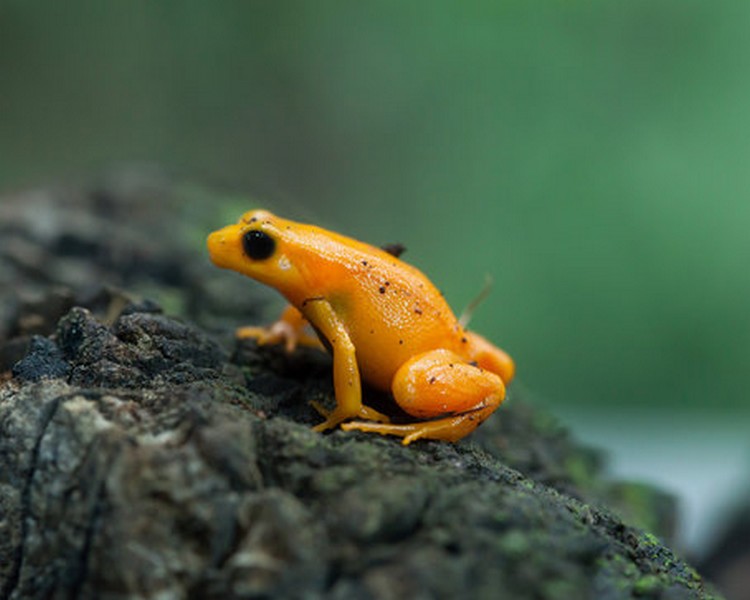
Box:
207;210;514;444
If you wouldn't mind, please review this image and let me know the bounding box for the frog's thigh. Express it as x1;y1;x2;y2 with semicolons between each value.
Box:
342;349;505;444
392;349;504;418
464;331;515;383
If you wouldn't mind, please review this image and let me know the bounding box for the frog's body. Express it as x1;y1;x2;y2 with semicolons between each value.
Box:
207;210;514;444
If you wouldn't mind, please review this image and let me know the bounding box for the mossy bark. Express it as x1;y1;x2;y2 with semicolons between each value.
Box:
0;169;722;599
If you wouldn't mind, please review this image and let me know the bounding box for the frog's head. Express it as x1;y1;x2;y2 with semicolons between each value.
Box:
207;209;306;298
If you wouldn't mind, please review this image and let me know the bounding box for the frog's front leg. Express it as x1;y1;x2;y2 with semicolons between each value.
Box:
237;304;322;352
301;298;390;431
341;349;505;445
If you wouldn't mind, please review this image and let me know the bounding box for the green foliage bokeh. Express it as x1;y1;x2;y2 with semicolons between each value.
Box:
2;0;749;416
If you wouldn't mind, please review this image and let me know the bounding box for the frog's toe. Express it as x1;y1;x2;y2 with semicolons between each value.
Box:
357;405;391;424
309;399;331;418
311;409;353;432
310;403;391;432
341;409;496;445
312;419;338;433
340;420;417;442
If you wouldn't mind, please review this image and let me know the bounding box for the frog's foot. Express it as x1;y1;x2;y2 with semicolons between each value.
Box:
309;400;391;432
341;404;497;445
236;305;322;353
237;322;320;353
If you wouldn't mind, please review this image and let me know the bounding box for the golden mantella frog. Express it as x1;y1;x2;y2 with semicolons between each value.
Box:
207;210;514;445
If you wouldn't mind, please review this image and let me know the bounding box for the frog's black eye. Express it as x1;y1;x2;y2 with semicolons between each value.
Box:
242;230;276;260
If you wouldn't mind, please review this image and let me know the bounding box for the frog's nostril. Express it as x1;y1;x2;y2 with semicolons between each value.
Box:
208;230;228;246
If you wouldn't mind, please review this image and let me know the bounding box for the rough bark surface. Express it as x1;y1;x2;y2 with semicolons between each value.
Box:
0;169;721;599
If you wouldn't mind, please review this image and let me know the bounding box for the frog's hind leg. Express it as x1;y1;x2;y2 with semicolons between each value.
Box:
341;349;505;445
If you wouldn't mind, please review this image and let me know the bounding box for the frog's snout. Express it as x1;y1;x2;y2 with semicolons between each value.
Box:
207;228;233;269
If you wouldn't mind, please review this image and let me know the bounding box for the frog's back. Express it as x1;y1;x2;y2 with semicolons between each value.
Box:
288;231;467;389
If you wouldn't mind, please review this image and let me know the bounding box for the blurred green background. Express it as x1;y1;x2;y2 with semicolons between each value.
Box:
1;1;749;551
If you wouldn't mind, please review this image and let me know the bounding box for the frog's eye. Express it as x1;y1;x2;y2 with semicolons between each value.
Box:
242;230;276;260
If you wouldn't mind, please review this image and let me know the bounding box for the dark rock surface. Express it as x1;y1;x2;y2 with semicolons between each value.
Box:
699;502;750;600
0;169;722;599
